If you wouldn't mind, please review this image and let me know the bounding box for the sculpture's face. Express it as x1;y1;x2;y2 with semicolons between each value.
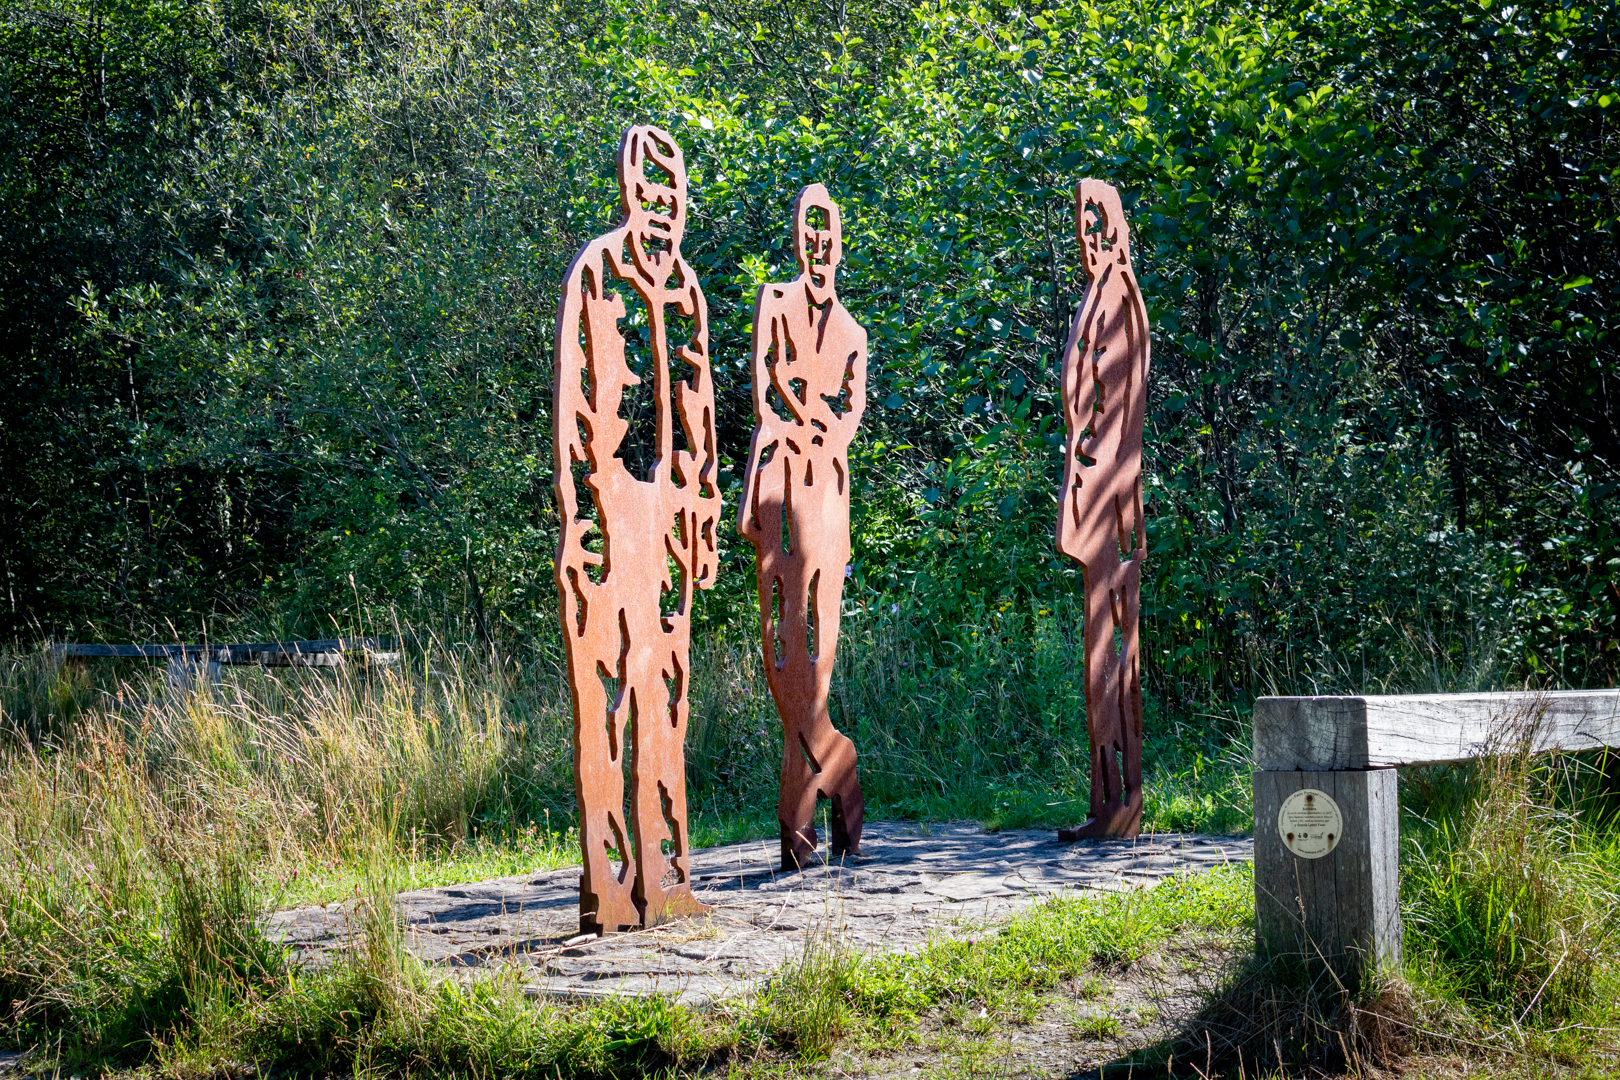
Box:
794;184;842;293
619;127;686;279
1078;182;1130;277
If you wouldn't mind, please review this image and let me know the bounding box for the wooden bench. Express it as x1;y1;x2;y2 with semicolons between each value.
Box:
51;638;392;688
1252;690;1620;986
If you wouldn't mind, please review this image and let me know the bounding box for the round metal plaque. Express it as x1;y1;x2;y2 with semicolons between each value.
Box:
1277;788;1343;859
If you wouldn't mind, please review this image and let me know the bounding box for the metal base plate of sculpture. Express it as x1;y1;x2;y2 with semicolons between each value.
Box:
740;184;866;870
553;126;721;931
1054;180;1150;842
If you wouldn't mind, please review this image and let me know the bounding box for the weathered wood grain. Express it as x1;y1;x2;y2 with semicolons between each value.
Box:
1254;768;1401;987
1254;691;1620;771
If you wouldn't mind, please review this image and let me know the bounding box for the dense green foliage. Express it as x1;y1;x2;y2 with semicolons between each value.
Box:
4;0;1616;711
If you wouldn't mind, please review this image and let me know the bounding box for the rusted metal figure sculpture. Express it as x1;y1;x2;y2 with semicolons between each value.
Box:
740;184;867;870
553;126;721;931
1055;180;1150;841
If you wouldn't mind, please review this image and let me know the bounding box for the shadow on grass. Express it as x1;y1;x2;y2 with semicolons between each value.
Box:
1085;951;1414;1079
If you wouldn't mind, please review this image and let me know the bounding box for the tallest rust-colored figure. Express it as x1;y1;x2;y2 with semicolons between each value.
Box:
740;184;867;870
553;126;720;932
1056;180;1151;841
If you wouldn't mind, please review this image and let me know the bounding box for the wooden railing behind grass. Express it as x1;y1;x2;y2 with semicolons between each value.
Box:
1252;690;1620;987
50;638;394;688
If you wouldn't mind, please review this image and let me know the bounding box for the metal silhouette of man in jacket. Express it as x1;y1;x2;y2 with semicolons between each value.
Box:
740;184;867;869
553;126;720;930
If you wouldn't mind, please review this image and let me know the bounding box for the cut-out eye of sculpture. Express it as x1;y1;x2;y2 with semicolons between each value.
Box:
639;156;676;196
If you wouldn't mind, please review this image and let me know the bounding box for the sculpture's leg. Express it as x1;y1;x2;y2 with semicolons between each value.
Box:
1117;557;1145;825
1059;564;1143;841
572;650;640;932
813;565;863;858
779;719;822;869
815;728;864;858
630;665;707;926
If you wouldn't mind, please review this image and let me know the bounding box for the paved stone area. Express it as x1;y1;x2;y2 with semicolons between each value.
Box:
263;822;1252;1005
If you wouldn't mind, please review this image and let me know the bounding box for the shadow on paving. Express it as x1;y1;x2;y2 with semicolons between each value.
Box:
263;821;1252;1006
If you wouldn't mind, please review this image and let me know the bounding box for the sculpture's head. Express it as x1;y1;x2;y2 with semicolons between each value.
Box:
1074;179;1132;280
793;183;842;300
618;126;686;285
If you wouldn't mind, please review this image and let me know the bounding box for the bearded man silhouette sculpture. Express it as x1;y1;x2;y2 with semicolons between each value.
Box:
740;185;867;870
1055;180;1151;842
552;126;721;931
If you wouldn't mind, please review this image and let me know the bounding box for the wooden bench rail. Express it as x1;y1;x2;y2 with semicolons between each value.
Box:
1254;690;1620;771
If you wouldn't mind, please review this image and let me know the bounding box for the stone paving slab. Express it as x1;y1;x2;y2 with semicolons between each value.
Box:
262;822;1252;1006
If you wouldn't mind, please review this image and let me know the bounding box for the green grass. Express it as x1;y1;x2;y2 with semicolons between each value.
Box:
5;626;1617;1076
1400;740;1620;1040
129;865;1260;1080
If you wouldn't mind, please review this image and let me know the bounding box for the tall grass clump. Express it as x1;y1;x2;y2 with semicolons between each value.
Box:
0;639;570;1057
1403;708;1620;1031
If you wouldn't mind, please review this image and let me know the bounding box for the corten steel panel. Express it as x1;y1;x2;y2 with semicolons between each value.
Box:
739;184;867;870
1055;181;1151;841
552;127;721;933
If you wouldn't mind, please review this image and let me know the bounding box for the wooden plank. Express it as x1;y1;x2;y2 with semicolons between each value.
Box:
1254;690;1620;771
1254;768;1401;988
51;638;383;663
54;644;197;658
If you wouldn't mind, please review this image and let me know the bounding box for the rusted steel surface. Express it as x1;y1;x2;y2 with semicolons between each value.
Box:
1055;180;1151;841
739;184;866;870
552;126;721;931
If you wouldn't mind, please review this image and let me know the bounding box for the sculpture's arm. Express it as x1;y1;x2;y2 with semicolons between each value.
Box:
739;285;784;546
669;269;721;591
553;246;601;578
822;316;867;480
1055;285;1100;559
843;322;868;433
1128;275;1150;560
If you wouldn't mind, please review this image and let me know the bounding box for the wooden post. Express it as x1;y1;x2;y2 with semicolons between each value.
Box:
1253;768;1401;988
1252;690;1620;991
